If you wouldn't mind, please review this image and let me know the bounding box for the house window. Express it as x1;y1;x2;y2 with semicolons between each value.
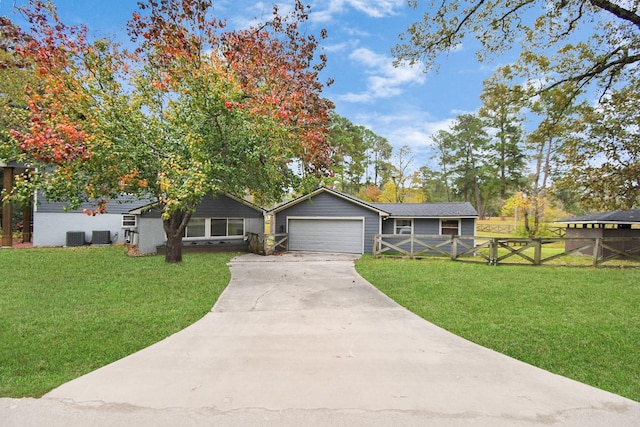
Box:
211;219;227;236
185;218;206;238
395;219;413;234
122;214;137;228
441;219;460;236
185;218;245;239
227;218;244;236
210;218;244;237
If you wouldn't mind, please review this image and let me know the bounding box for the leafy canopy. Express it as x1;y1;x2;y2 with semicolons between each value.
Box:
3;0;334;218
395;1;640;98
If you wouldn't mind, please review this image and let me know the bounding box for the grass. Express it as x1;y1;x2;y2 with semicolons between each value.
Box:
355;257;640;402
0;246;236;398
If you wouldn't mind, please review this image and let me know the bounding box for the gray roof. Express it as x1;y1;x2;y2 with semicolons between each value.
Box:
371;202;478;218
129;193;266;215
270;187;479;218
557;209;640;224
37;193;153;214
269;186;390;215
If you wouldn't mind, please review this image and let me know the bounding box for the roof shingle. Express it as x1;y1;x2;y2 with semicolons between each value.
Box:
557;209;640;224
371;202;478;217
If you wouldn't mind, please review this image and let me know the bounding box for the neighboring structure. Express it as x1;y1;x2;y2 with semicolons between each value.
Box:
129;194;265;255
33;194;151;247
556;209;640;257
269;187;478;255
1;161;32;247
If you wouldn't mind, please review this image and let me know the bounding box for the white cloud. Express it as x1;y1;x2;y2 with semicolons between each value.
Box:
350;110;457;169
224;2;296;29
323;39;360;54
338;48;425;103
310;0;404;23
345;0;405;18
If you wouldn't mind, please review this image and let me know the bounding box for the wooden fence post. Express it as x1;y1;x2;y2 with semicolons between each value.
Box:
534;239;542;265
2;167;13;247
592;238;600;267
490;238;498;265
410;234;414;257
451;236;457;260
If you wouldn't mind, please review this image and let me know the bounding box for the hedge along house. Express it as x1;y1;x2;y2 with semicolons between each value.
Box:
129;193;265;255
269;187;478;255
556;209;640;258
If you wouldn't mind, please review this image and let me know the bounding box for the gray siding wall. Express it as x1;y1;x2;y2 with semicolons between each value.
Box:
461;218;475;236
135;195;264;255
381;219;397;234
36;194;149;214
382;218;476;236
379;217;476;256
415;219;441;235
33;212;126;247
274;192;381;254
381;218;440;234
245;218;264;234
192;194;264;218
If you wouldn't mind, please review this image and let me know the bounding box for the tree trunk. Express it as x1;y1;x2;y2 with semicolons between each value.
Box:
165;231;183;263
474;175;484;219
162;209;192;264
523;209;531;235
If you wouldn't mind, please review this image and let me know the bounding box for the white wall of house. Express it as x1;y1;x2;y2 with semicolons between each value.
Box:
136;216;166;255
33;212;127;247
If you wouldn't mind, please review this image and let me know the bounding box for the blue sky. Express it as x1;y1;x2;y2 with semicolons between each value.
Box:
2;0;514;171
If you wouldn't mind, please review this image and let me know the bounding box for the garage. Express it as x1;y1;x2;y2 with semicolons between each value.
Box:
288;218;364;254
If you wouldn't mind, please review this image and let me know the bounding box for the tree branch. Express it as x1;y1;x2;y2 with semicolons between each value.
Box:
588;0;640;30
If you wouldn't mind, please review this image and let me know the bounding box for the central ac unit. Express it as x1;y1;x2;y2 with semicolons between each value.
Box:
66;231;85;247
92;230;111;245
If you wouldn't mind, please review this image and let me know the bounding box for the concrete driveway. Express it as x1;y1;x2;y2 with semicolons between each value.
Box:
2;252;639;426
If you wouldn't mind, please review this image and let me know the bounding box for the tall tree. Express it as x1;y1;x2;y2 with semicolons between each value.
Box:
389;144;414;202
556;81;640;210
3;0;333;263
449;114;492;217
479;66;526;202
327;113;371;194
417;166;449;202
526;84;583;236
365;129;393;187
395;1;640;215
431;129;455;202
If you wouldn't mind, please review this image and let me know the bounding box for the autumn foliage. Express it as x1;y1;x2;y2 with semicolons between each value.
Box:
3;0;334;262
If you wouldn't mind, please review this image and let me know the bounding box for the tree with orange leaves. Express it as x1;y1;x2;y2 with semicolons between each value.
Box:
2;0;333;262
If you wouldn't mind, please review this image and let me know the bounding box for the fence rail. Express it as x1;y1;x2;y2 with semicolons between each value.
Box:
477;224;515;234
247;233;289;255
373;234;640;267
476;223;566;237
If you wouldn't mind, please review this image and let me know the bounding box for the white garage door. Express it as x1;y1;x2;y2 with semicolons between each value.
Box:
288;218;364;254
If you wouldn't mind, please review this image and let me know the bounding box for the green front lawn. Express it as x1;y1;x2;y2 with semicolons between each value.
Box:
0;246;235;397
3;247;638;403
355;257;640;402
